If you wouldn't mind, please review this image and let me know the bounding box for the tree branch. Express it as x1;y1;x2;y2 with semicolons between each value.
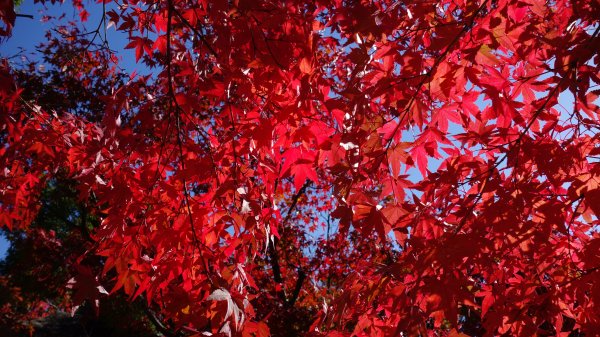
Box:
141;302;182;337
287;267;306;307
268;181;311;303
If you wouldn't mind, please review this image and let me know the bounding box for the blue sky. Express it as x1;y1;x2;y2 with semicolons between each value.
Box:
3;0;144;72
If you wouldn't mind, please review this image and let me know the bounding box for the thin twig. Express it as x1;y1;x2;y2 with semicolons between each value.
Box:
165;0;214;284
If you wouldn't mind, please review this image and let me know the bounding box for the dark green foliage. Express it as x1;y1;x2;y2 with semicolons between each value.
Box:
0;179;159;336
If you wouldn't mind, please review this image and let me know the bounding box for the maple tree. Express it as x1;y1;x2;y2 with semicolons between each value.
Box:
1;0;600;335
